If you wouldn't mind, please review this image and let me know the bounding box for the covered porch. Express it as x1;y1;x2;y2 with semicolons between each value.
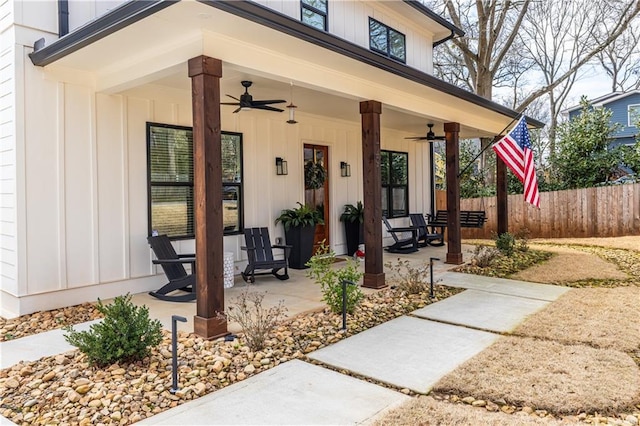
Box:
24;0;541;337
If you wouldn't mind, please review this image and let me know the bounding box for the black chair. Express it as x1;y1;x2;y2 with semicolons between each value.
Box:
147;235;196;302
241;228;291;283
409;213;445;247
382;217;418;254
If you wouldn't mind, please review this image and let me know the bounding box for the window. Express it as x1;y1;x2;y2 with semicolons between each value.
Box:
147;123;243;239
628;104;640;127
369;18;406;63
301;0;327;31
381;150;409;218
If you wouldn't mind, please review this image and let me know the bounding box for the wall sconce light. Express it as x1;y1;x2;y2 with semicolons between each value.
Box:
340;161;351;177
276;157;288;175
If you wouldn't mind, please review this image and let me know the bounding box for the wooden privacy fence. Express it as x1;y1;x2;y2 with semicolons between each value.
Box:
435;183;640;239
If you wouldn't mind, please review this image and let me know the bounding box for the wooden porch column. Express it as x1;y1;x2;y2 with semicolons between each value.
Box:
444;122;463;264
188;55;228;339
496;135;509;235
360;100;386;289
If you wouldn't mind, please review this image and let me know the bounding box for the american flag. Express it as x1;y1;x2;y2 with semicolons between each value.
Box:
492;116;540;208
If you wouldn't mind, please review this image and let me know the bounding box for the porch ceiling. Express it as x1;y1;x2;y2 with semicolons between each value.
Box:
38;0;539;138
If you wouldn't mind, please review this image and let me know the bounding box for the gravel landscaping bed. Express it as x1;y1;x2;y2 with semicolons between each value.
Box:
0;304;104;342
0;285;461;425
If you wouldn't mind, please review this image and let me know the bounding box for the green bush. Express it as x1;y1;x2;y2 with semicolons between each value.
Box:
494;232;516;257
63;294;163;367
306;242;364;314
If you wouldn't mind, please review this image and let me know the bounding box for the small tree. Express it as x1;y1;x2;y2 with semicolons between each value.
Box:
552;97;623;189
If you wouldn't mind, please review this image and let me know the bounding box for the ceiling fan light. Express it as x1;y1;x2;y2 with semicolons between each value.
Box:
241;106;251;111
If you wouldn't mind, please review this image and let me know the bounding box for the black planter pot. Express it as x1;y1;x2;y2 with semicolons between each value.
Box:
344;221;364;256
285;225;316;269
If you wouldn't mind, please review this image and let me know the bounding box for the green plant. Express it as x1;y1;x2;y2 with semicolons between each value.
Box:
494;232;516;257
63;294;162;367
385;258;432;294
340;201;364;224
275;202;324;231
222;289;287;351
306;242;364;314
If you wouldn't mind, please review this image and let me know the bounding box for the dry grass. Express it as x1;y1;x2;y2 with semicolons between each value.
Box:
532;236;640;252
514;287;640;352
511;245;628;283
373;396;566;425
432;336;640;414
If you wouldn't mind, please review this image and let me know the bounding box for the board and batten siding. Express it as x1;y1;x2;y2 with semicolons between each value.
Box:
253;0;435;74
4;51;432;316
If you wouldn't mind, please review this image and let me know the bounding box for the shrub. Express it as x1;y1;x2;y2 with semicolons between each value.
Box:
306;242;364;314
385;258;432;295
494;232;516;256
223;289;287;351
471;245;500;268
63;294;163;367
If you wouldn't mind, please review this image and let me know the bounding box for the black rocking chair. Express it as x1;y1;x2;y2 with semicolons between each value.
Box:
409;213;445;247
147;235;196;302
382;217;419;254
241;227;291;283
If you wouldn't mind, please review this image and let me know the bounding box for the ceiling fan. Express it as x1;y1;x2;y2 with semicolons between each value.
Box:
405;123;445;141
221;80;286;113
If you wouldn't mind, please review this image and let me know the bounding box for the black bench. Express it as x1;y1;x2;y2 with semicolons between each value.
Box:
427;210;487;229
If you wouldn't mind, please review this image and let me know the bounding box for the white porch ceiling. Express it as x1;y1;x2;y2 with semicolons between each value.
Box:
42;1;520;139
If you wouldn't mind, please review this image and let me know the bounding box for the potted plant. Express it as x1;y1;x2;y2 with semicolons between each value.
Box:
340;201;364;256
275;202;324;269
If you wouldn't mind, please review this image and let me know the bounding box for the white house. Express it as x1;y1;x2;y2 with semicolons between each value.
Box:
1;0;539;334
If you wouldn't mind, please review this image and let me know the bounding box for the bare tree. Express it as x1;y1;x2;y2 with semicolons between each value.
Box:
596;18;640;92
515;0;640;111
518;0;598;155
431;0;640;111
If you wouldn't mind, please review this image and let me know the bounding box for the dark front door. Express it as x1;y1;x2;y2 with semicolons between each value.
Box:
304;144;329;253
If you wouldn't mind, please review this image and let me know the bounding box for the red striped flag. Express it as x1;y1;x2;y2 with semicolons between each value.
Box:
492;116;540;208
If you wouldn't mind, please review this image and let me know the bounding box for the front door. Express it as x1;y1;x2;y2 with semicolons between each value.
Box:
304;144;329;253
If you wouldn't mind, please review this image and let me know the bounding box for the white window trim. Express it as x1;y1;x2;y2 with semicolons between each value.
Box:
627;104;640;127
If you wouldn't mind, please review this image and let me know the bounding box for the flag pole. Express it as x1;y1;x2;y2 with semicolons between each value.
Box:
457;113;525;178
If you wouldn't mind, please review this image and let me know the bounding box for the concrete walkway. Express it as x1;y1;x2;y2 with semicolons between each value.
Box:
0;272;570;425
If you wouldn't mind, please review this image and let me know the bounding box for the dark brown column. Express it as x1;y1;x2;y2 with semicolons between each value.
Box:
496;135;509;235
444;122;463;264
188;56;228;339
360;100;386;289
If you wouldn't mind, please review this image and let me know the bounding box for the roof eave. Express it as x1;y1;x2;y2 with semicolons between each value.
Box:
402;0;465;41
27;0;542;129
29;0;178;67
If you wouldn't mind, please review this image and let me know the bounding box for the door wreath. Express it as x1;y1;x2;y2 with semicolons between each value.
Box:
304;161;327;189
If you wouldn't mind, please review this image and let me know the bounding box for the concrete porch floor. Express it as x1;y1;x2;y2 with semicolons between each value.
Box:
130;244;465;335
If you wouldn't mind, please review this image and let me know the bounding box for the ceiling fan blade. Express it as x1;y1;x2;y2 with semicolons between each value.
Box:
251;99;287;106
405;136;428;140
232;107;242;113
226;94;240;101
253;105;284;112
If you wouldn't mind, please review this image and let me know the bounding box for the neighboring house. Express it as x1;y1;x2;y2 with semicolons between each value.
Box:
0;0;537;325
563;90;640;148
